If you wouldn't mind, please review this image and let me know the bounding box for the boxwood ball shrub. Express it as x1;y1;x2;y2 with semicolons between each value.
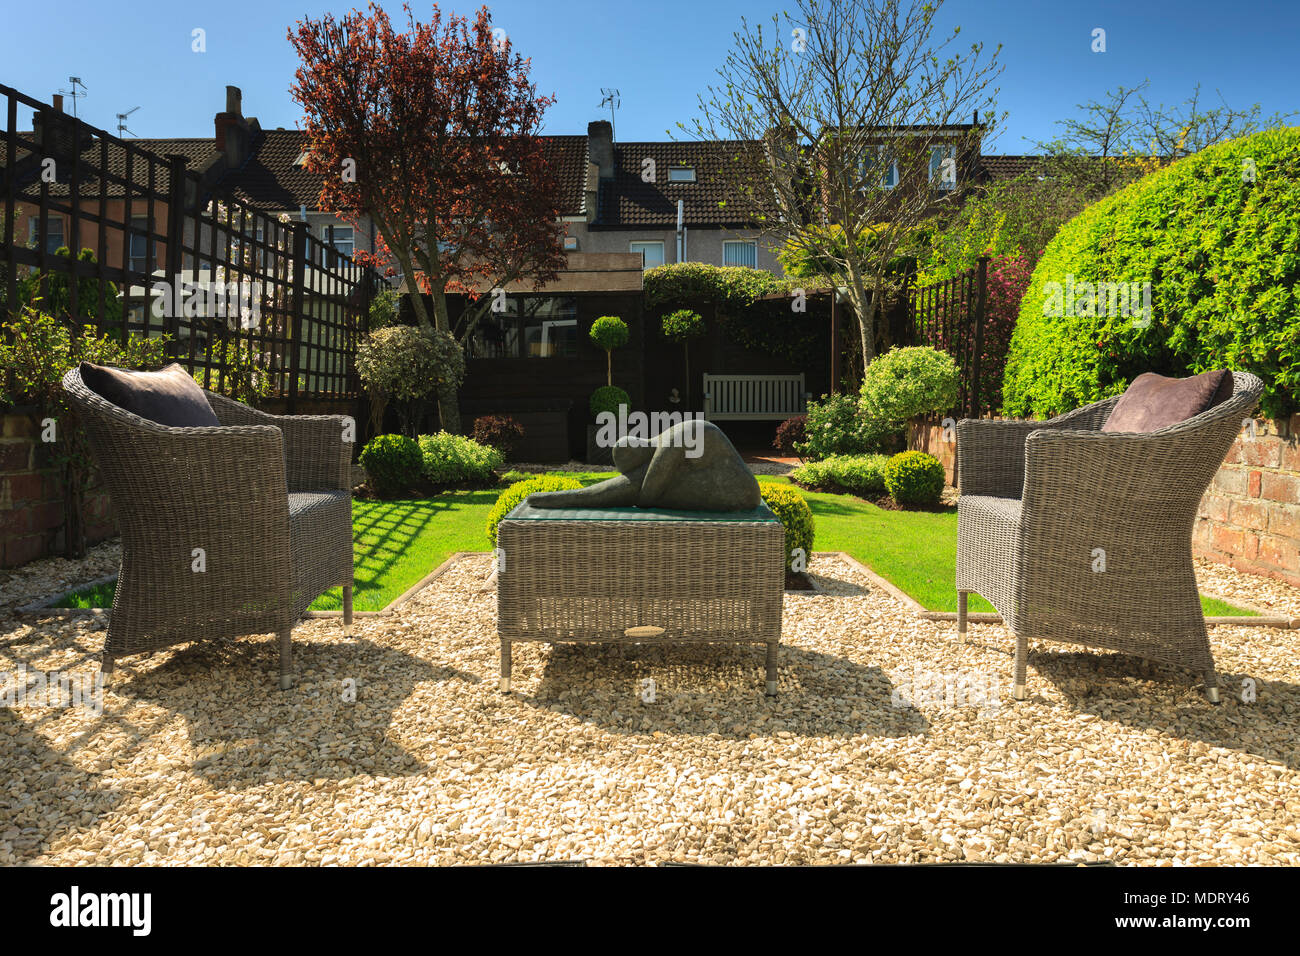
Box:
1003;127;1300;420
359;433;423;498
418;432;503;487
790;453;889;496
859;346;960;424
471;414;525;459
590;384;631;419
883;451;946;507
486;475;583;547
759;484;815;572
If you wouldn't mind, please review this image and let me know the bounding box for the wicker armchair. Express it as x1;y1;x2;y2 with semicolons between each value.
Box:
62;367;355;689
955;372;1263;702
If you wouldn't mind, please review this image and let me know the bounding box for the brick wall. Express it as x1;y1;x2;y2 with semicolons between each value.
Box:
910;413;1300;588
1;412;116;568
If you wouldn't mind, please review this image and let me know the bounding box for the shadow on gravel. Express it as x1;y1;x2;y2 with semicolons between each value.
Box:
525;642;928;739
1028;647;1300;769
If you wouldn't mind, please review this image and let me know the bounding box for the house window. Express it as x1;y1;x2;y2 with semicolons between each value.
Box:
722;239;758;268
629;240;664;269
323;224;354;259
128;216;153;274
667;166;696;183
468;296;579;359
930;145;958;191
29;214;64;254
863;146;897;189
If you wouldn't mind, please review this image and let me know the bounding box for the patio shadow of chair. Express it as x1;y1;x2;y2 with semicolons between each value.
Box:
0;707;128;864
1019;646;1300;769
104;634;478;788
523;642;929;740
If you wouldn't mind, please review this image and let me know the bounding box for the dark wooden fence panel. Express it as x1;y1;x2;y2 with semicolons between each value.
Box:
906;255;988;419
0;82;381;409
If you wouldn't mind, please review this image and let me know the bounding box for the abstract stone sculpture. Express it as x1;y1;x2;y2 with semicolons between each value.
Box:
529;419;760;511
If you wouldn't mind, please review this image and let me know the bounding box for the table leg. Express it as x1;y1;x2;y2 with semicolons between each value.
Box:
499;637;512;693
765;641;779;697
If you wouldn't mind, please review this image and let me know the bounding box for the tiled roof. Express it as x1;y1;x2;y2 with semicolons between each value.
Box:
540;134;588;217
976;154;1046;181
596;140;765;228
8;133;220;199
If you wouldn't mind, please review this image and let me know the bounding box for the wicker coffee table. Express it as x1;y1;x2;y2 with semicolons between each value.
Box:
495;501;786;695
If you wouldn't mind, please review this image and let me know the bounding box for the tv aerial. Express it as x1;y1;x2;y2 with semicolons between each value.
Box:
116;106;140;137
59;76;88;119
598;88;621;140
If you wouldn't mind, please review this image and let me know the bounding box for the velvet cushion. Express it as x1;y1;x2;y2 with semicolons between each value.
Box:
1101;370;1234;433
79;361;221;428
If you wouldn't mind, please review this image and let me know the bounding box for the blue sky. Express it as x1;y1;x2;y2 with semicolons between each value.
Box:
1;0;1295;152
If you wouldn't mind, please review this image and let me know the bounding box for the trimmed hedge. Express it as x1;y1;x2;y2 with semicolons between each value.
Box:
418;432;503;486
760;484;815;572
859;346;959;423
790;454;889;496
485;476;583;547
1003;127;1300;419
359;434;423;498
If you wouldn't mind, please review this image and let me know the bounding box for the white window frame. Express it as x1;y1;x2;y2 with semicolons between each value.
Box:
929;145;958;191
629;240;665;269
29;214;64;253
322;224;354;258
722;239;758;268
667;166;696;183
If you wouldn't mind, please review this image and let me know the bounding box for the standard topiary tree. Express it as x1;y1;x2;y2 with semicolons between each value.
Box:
588;315;629;387
356;325;466;436
1003;127;1300;420
661;308;705;408
859;346;960;426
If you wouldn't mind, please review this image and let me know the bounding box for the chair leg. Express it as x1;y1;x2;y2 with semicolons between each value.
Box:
1205;668;1221;704
765;641;779;697
278;629;293;690
343;584;353;636
957;591;969;644
1013;634;1028;701
101;653;115;679
499;638;512;693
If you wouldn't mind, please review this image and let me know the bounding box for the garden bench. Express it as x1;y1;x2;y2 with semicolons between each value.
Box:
702;373;809;421
495;500;786;695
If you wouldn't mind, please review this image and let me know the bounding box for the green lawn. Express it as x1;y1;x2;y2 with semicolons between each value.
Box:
54;470;1253;617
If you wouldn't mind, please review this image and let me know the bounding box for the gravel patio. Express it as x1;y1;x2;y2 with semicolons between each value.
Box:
3;544;1300;866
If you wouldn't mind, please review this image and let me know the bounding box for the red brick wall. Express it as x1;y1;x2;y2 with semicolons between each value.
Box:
1;412;116;568
910;413;1300;587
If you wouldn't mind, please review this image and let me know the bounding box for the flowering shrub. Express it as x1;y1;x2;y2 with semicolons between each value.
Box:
471;414;525;459
796;393;897;460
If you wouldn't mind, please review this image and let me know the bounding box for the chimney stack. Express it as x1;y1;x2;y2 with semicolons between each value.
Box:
587;120;615;180
214;84;252;166
52;93;64;113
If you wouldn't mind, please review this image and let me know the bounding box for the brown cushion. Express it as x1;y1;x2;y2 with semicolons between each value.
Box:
79;362;221;428
1101;370;1234;433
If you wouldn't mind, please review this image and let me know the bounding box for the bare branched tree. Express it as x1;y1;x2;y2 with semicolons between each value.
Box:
685;0;1002;365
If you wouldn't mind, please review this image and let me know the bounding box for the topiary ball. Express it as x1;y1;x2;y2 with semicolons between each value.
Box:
589;385;631;419
883;450;946;507
760;483;815;572
359;433;423;498
486;475;584;547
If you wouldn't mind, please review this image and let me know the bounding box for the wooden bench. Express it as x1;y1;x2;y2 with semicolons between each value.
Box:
702;373;809;421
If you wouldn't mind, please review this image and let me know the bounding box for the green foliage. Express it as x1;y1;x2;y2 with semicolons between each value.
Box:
485;475;583;546
661;308;704;342
359;433;423;498
589;384;631;419
356;325;465;435
859;346;960;423
418;431;503;486
790;454;890;496
190;339;274;405
797;392;899;460
1003;127;1300;419
883;451;946;507
368;286;401;330
0;307;169;557
643;262;797;316
759;483;815;572
13;247;124;327
777;223;919;280
588;315;629;351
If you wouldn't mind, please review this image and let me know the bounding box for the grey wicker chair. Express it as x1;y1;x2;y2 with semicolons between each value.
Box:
955;371;1263;703
62;366;355;689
